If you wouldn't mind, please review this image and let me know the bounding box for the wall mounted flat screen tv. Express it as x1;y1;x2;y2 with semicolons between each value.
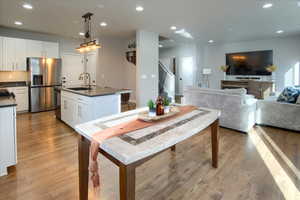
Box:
226;50;273;76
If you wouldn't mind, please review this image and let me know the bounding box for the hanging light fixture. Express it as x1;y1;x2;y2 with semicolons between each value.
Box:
76;12;101;53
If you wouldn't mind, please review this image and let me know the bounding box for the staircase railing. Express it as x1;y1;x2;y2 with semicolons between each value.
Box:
159;61;175;102
159;61;174;76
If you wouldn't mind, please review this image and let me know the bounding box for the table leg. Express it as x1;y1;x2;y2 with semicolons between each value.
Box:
171;145;176;152
119;164;136;200
211;119;219;168
78;135;90;200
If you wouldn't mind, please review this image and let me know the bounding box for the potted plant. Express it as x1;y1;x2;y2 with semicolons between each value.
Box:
147;100;156;117
163;98;171;113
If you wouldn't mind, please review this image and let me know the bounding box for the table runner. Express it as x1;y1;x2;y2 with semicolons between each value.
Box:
89;105;197;192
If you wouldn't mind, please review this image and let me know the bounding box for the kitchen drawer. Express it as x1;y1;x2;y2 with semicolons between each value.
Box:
61;90;92;103
0;106;17;174
7;87;28;92
6;87;28;112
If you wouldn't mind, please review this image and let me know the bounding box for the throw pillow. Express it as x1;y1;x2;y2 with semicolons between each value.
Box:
277;87;300;103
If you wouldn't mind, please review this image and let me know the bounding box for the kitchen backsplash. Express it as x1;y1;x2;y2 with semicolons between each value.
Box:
0;72;28;82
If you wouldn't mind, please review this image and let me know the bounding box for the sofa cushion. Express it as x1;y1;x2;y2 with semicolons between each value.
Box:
186;87;247;96
297;96;300;104
224;88;247;95
277;86;300;103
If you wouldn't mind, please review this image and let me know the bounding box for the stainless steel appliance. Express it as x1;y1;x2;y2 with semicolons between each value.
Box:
27;58;61;112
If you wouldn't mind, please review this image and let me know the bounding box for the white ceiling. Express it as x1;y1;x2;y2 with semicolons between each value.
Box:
0;0;300;44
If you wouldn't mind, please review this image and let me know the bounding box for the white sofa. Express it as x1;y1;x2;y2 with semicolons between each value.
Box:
183;87;257;133
256;96;300;131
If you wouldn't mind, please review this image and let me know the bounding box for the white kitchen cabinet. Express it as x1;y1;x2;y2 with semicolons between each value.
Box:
15;38;27;71
26;40;59;58
76;100;92;125
0;37;59;72
2;37;27;71
0;106;17;176
26;39;43;58
61;92;92;128
6;87;28;112
61;95;76;128
61;90;120;129
43;42;59;58
3;37;15;71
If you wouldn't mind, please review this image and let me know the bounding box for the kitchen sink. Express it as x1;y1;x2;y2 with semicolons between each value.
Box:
68;87;92;91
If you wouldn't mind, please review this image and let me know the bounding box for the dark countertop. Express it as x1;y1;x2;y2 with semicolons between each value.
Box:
0;97;17;108
0;81;27;88
61;86;132;97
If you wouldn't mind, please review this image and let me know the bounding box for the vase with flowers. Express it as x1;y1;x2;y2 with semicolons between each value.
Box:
220;65;229;80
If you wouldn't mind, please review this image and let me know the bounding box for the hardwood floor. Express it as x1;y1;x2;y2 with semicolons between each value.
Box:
0;111;299;200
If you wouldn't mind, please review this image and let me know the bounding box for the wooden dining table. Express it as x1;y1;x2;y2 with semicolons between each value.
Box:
75;106;220;200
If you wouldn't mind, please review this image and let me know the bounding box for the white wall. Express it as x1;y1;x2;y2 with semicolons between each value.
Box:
95;36;136;101
136;30;159;107
124;59;136;101
96;37;126;88
202;36;300;91
159;43;202;95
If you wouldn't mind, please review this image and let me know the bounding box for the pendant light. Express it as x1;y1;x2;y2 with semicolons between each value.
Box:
76;12;101;53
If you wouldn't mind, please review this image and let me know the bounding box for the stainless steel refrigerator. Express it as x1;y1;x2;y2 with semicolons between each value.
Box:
27;58;62;112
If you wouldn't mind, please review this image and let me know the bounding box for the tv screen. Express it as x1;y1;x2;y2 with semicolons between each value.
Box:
226;50;273;76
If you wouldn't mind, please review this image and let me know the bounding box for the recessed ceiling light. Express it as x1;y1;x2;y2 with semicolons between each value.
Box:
14;21;23;26
136;6;144;12
262;3;273;9
297;1;300;7
79;32;85;36
159;44;163;48
100;22;107;27
22;3;33;10
208;40;214;43
276;30;284;34
170;26;177;30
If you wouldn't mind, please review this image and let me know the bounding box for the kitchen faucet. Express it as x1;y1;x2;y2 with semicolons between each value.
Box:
79;72;91;88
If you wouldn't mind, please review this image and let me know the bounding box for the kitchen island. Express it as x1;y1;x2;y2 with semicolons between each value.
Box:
61;86;131;129
0;96;17;177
